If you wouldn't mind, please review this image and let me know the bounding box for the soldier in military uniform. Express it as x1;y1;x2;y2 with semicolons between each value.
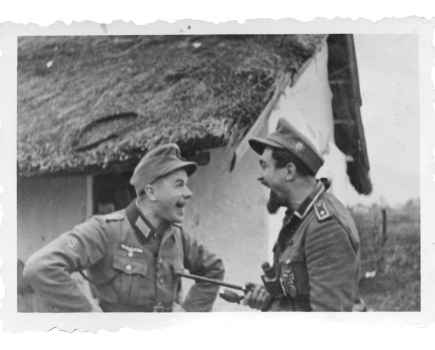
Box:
244;118;361;311
23;144;225;312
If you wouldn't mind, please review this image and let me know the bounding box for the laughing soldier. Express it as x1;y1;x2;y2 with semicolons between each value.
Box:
245;118;361;311
24;144;225;312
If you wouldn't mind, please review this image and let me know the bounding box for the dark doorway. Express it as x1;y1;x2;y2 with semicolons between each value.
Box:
93;172;135;214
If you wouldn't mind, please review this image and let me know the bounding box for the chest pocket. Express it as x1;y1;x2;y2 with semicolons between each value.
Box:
111;249;155;306
112;253;148;276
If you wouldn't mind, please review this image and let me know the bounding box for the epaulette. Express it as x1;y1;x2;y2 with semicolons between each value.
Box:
314;200;332;221
103;211;125;222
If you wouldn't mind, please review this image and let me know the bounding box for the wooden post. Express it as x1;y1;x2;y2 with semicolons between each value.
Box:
381;208;388;244
86;175;94;218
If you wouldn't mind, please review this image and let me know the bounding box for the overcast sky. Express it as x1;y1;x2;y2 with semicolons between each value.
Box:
346;34;419;206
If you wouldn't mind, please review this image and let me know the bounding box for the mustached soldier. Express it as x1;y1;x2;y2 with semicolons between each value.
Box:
24;144;225;312
245;118;361;311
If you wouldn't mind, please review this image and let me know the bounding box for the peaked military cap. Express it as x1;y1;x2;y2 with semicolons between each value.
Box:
249;118;324;174
130;143;197;195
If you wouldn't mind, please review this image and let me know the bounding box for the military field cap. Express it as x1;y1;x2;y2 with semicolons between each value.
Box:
249;118;324;174
130;143;197;195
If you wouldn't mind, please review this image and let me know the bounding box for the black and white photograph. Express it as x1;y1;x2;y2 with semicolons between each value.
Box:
14;32;422;314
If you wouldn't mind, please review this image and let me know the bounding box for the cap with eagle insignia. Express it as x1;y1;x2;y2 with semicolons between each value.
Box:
314;200;331;221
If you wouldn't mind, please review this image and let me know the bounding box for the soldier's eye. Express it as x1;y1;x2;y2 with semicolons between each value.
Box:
259;160;267;169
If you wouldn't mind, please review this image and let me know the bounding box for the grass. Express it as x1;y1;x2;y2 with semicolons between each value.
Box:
358;219;420;311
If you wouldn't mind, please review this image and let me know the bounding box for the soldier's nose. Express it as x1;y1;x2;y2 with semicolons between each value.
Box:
184;187;193;199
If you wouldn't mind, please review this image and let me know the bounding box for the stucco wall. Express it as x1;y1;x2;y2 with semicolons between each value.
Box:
183;146;269;310
17;175;88;261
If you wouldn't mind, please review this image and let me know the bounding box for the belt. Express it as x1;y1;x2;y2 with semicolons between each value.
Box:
99;301;172;312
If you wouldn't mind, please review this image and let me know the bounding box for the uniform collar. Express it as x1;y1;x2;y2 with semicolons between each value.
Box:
126;200;156;243
126;200;177;247
286;178;330;221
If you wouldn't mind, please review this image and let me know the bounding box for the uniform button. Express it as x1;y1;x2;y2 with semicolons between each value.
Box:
158;277;164;284
127;251;133;257
125;264;132;272
158;258;163;264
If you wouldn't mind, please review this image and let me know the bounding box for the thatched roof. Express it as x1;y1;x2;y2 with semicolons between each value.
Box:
17;34;371;194
18;35;324;176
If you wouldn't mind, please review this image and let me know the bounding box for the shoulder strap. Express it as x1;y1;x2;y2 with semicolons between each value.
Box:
103;210;125;222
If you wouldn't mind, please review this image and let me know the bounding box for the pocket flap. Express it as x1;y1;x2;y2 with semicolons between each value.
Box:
112;254;148;277
279;249;303;265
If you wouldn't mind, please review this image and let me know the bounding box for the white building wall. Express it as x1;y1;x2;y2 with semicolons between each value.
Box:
184;146;269;310
18;175;88;261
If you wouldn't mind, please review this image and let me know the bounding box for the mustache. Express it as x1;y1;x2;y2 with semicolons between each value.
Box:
267;190;283;214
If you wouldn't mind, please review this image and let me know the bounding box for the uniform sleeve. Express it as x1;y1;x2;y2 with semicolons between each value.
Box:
181;231;225;312
305;218;358;311
23;217;108;312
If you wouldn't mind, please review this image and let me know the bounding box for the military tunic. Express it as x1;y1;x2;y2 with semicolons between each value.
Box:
23;201;225;312
267;179;361;311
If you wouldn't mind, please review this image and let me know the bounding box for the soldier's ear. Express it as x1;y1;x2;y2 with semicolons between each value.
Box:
285;162;297;182
144;184;157;201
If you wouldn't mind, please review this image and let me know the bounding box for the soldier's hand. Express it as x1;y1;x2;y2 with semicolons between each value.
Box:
243;283;272;310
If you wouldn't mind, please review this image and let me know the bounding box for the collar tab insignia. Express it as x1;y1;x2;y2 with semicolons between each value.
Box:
314;200;331;221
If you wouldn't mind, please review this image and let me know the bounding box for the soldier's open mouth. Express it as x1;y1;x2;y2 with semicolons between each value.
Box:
258;179;270;189
175;201;186;209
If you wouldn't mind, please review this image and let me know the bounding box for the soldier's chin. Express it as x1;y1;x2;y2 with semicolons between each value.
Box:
267;190;283;214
